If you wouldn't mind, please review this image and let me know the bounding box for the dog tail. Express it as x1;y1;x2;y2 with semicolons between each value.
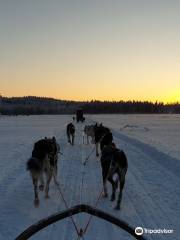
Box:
26;157;42;171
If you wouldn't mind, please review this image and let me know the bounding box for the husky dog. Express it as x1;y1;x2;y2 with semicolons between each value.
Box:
67;123;75;145
94;123;113;157
27;137;60;207
84;125;95;144
101;143;128;210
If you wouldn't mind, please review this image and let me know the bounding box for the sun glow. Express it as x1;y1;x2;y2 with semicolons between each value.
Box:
0;1;180;103
166;88;180;103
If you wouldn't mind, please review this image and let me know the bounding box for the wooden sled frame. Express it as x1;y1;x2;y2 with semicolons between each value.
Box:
15;204;146;240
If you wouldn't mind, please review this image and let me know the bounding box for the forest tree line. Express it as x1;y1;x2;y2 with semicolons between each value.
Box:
0;96;180;115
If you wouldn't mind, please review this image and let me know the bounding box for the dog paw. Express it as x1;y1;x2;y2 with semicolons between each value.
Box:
114;206;120;210
34;199;39;207
111;196;115;201
102;193;108;198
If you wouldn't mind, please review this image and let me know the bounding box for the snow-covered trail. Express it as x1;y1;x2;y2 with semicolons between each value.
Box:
112;131;180;239
0;115;179;240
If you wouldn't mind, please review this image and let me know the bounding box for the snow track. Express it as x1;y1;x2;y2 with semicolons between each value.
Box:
0;115;179;240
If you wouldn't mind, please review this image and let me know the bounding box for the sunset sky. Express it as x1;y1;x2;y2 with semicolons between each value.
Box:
0;0;180;103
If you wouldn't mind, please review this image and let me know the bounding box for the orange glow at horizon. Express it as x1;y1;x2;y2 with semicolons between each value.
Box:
0;1;180;104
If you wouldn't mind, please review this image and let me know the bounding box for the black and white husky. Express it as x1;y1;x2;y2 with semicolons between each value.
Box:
26;137;60;207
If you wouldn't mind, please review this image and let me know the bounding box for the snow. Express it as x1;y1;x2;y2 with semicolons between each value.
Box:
90;114;180;161
0;114;179;240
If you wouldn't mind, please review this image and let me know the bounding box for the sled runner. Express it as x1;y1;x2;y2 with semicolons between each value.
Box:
16;204;146;240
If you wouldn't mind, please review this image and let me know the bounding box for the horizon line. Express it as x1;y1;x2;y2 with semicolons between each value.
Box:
0;95;179;105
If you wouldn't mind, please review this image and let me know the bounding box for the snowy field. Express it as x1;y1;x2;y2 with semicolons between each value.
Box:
0;114;179;240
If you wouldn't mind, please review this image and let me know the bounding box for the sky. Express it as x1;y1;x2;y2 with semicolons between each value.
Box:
0;0;180;103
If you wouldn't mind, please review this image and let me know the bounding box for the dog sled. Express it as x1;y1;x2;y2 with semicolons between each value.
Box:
16;204;146;240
